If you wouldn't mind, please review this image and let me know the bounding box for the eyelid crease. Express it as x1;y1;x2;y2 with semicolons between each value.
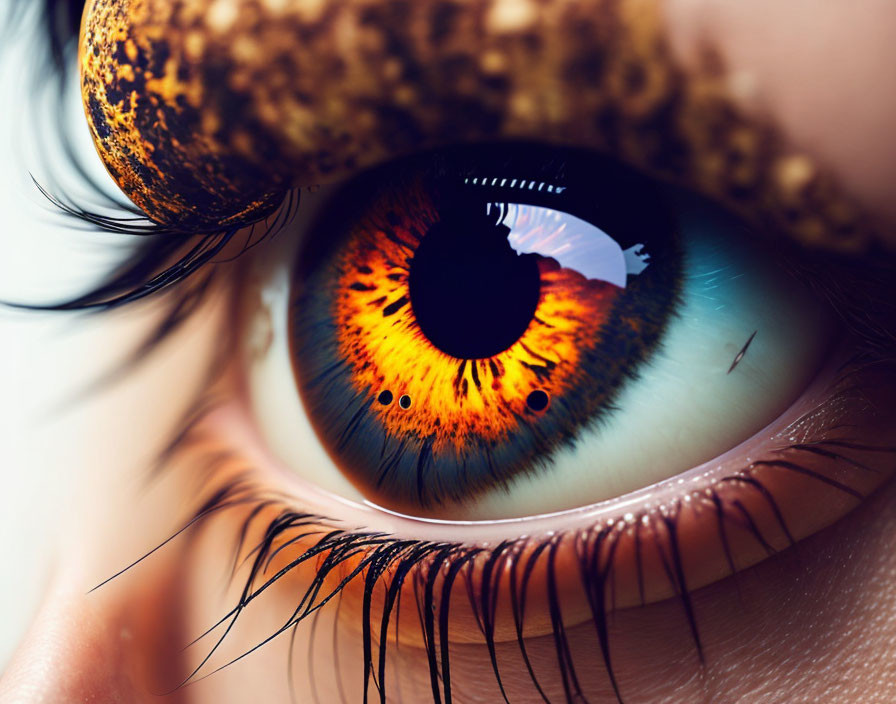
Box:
80;0;885;255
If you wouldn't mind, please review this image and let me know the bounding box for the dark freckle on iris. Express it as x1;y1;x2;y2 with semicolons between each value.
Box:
378;390;394;406
527;389;550;413
399;394;412;410
382;295;408;317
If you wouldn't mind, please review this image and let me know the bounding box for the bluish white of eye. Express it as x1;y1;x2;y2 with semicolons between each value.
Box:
243;188;833;520
243;184;368;504
463;196;833;518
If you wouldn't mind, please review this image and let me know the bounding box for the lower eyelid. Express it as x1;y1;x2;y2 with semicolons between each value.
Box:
180;331;895;655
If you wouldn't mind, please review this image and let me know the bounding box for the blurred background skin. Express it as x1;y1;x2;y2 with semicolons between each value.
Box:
0;0;895;702
0;5;112;668
0;1;223;672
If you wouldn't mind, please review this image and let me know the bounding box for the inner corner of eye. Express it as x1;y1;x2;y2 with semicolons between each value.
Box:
240;144;836;521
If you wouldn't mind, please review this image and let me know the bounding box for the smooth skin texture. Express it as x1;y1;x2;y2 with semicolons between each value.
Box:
1;1;895;702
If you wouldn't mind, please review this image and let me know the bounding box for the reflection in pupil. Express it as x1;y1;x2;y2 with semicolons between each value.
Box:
408;208;541;359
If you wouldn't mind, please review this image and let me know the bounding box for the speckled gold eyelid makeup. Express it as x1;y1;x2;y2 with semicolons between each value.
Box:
81;0;885;253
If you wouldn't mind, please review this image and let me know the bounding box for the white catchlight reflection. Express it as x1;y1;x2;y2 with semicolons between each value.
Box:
486;202;651;287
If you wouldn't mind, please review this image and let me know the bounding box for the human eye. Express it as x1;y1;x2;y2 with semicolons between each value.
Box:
3;1;896;703
235;139;895;689
251;144;840;522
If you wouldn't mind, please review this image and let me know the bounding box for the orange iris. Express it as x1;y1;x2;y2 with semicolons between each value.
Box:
289;148;680;511
332;182;621;454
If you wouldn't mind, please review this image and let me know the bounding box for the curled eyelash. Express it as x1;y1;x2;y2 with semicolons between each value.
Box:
96;351;896;704
11;178;300;397
25;183;301;311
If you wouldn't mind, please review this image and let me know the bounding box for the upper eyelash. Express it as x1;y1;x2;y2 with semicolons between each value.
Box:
14;177;300;389
31;184;299;310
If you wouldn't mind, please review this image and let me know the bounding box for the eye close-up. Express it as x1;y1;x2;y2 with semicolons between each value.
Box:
242;138;895;631
1;1;895;704
261;143;839;519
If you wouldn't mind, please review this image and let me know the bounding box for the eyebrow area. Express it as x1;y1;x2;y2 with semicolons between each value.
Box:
81;0;882;253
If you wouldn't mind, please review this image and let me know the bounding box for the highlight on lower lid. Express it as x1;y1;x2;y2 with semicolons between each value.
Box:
289;151;681;512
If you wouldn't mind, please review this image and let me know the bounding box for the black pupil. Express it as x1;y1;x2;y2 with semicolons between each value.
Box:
408;208;541;359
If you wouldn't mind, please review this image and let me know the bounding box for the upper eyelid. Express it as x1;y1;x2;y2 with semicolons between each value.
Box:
20;0;893;324
79;0;885;257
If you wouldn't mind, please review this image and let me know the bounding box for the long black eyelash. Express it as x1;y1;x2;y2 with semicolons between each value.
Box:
15;175;300;402
16;177;299;396
21;179;300;310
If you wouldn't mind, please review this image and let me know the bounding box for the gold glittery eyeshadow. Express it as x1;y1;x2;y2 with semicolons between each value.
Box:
81;0;881;253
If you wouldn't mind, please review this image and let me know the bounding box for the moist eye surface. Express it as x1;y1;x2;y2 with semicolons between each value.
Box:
278;143;832;517
288;145;683;511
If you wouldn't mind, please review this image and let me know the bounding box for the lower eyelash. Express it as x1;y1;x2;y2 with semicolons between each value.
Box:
99;366;895;704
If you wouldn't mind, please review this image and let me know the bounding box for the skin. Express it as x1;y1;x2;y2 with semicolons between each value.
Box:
1;1;895;702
